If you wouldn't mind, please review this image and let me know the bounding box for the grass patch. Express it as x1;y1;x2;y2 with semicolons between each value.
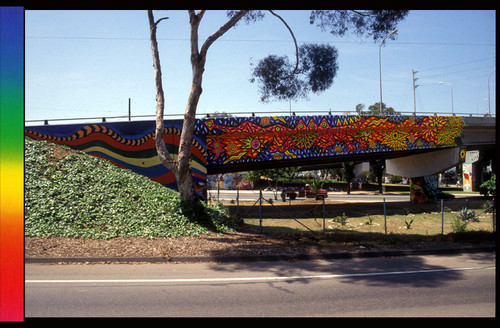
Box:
244;210;494;234
25;138;239;239
243;204;496;245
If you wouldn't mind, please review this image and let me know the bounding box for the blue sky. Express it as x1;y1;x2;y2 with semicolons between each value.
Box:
25;10;495;123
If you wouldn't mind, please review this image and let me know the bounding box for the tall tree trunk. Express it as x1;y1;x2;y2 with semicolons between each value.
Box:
174;11;206;202
378;175;384;194
148;10;248;203
149;10;197;202
148;11;177;175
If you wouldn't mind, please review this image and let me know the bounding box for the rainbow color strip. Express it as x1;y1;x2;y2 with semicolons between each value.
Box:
25;120;208;194
0;7;24;322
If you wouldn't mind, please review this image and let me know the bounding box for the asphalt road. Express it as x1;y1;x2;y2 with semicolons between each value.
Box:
25;252;495;317
208;189;477;203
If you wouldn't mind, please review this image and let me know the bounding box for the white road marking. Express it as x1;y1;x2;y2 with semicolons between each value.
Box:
26;265;495;284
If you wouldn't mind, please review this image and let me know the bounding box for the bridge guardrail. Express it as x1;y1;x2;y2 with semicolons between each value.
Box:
25;111;495;126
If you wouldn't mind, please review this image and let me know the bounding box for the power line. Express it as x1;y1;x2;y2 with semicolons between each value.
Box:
418;57;495;74
25;35;495;47
419;65;495;82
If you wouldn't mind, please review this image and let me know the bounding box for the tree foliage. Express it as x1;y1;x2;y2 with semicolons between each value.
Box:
309;10;409;41
245;167;300;184
250;44;339;102
356;102;400;116
249;10;408;103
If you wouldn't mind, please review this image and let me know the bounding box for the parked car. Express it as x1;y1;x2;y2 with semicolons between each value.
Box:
286;184;328;200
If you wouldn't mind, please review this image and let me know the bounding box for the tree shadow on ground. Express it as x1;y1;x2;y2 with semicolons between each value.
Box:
201;220;494;289
206;240;495;289
202;193;494;289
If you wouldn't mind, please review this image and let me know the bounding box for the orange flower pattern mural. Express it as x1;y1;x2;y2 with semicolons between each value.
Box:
200;115;465;166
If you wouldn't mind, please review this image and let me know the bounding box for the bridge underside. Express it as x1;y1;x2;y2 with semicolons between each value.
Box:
208;147;451;174
25;114;478;192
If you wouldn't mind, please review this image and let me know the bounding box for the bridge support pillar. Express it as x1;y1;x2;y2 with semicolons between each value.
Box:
387;147;461;204
386;147;460;178
410;175;439;204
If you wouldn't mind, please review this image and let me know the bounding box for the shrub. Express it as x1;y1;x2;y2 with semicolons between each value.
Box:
334;212;348;226
479;175;496;197
451;207;478;233
390;175;404;184
25;138;237;239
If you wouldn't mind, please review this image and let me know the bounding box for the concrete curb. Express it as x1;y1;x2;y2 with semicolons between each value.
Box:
25;245;495;264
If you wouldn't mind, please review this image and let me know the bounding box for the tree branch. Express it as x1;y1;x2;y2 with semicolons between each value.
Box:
199;10;248;59
154;16;169;27
269;10;299;74
148;10;177;172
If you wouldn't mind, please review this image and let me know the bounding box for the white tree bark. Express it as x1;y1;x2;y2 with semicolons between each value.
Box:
148;10;248;201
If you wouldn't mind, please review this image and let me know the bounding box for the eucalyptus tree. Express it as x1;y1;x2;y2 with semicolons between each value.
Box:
148;10;409;214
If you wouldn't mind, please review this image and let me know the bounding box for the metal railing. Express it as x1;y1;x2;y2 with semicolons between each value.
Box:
24;110;496;126
212;190;496;235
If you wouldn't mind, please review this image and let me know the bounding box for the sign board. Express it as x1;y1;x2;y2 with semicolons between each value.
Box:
465;150;479;164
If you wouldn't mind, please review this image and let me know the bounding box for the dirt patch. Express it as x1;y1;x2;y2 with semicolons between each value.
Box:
45;144;83;163
52;146;78;159
25;230;358;259
25;225;494;261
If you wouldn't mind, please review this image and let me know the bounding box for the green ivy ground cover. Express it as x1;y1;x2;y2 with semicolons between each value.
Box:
25;139;235;239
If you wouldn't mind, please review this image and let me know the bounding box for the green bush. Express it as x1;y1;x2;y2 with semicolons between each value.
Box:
479;175;496;197
390;175;404;184
25;138;237;239
451;207;478;233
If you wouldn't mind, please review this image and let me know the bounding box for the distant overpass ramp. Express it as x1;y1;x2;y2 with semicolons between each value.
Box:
385;116;495;177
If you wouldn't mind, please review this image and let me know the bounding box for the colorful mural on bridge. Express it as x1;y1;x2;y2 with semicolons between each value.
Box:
199;115;465;166
24;120;207;193
410;175;439;203
25;115;465;195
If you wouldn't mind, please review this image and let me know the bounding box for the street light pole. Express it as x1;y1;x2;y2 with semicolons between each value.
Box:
412;69;419;115
379;29;398;116
488;70;494;116
477;98;487;115
438;81;454;115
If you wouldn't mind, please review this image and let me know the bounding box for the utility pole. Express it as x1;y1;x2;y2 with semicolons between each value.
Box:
412;70;418;115
379;29;397;116
488;70;494;116
128;98;131;121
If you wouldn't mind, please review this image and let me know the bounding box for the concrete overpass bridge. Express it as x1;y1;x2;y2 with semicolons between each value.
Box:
25;114;495;200
202;115;494;174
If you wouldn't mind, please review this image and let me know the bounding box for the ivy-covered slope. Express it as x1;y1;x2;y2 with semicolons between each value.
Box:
24;138;234;239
